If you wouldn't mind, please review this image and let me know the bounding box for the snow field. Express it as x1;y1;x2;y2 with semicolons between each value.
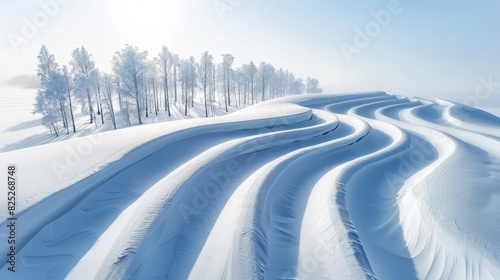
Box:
0;91;499;279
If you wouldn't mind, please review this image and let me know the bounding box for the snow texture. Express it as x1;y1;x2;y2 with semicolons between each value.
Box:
0;91;499;279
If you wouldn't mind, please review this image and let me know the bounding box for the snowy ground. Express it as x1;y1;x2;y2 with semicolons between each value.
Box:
0;89;499;279
0;87;239;152
480;107;500;117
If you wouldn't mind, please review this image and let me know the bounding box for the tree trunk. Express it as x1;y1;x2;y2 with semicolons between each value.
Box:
86;88;94;123
66;83;76;133
191;84;194;108
95;91;100;115
174;66;178;103
184;79;188;116
97;84;104;125
164;77;171;117
204;83;208;117
227;79;231;108
154;81;159;115
145;84;149;118
59;100;66;128
167;75;170;112
251;79;254;105
134;79;142;125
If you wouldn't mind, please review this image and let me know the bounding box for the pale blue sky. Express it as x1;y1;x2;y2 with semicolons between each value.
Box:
1;0;499;104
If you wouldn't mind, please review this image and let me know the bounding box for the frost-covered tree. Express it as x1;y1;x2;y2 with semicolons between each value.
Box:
245;61;257;105
209;58;218;115
34;45;66;136
34;69;71;136
273;68;286;99
112;45;149;125
33;44;321;132
179;59;189;115
90;70;105;125
172;53;180;104
148;61;160;116
257;62;275;102
143;60;159;118
234;67;245;107
47;70;70;134
156;46;173;116
62;66;76;133
34;88;61;136
179;58;196;116
188;56;197;108
221;54;234;111
197;51;214;117
291;77;305;94
112;73;131;126
36;45;58;85
102;73;117;129
70;46;96;124
306;77;322;94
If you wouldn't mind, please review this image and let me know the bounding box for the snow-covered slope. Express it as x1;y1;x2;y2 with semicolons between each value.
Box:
0;92;499;279
0;87;239;152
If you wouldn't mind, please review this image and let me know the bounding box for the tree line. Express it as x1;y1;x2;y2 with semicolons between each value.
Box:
34;44;323;136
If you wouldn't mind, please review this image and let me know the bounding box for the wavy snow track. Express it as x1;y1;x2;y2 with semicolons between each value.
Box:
1;92;499;280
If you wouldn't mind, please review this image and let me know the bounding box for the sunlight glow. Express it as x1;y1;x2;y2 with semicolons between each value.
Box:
108;0;183;47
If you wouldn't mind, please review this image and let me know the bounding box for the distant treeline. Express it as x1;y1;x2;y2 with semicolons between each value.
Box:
34;45;322;136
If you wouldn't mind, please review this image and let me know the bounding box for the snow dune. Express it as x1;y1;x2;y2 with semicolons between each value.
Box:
0;92;499;279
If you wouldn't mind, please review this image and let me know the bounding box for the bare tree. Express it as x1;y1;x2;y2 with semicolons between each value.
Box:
156;46;173;116
306;76;323;93
91;70;105;125
189;56;197;108
70;46;96;124
197;51;213;117
221;54;234;111
246;61;257;105
172;54;179;104
102;73;117;129
112;45;149;125
62;66;76;133
257;62;276;102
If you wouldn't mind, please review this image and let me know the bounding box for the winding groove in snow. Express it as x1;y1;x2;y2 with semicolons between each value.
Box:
0;92;499;280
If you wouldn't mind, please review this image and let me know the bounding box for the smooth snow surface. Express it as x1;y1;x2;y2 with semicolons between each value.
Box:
0;92;499;279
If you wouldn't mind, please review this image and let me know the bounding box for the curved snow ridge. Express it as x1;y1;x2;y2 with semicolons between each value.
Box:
442;104;500;139
256;91;388;109
324;94;397;115
435;98;500;128
332;117;411;280
0;102;312;224
406;104;499;157
66;108;339;279
188;113;369;279
346;96;409;119
2;92;499;280
376;102;500;279
295;114;375;280
0;103;314;277
397;106;500;279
